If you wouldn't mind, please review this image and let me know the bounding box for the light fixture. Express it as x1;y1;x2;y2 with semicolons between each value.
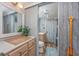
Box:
11;2;23;8
17;3;23;8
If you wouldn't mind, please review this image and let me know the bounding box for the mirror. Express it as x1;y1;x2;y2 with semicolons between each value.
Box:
0;3;22;34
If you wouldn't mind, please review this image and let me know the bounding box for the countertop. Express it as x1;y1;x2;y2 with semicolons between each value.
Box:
0;36;35;55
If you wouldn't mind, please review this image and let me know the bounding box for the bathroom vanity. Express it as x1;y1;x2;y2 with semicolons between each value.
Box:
0;35;36;56
0;3;36;56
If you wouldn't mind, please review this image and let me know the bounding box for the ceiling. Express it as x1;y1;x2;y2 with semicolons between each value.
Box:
0;2;42;14
20;2;41;8
0;3;13;13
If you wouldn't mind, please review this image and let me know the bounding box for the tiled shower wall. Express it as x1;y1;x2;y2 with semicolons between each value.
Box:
58;2;79;56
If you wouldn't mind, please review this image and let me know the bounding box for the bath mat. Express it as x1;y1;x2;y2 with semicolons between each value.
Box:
45;48;58;56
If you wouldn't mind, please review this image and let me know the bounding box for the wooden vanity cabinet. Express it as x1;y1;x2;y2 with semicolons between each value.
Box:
28;46;35;56
8;42;28;56
28;39;36;56
7;39;36;56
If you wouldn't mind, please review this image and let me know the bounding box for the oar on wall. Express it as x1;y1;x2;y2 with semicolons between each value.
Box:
66;16;74;56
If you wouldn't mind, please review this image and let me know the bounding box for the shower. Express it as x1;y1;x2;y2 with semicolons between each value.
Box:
38;2;58;45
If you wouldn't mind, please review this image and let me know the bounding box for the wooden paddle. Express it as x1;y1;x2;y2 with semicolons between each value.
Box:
66;16;74;56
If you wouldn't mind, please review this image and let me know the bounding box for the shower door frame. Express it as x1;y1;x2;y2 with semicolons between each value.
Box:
38;2;59;56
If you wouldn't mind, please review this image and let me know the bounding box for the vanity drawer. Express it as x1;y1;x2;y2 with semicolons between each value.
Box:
8;48;22;56
28;46;35;56
29;49;35;56
8;43;28;56
22;51;28;56
28;39;35;48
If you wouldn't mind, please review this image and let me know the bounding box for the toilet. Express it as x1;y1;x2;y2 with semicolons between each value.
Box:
38;32;48;55
39;41;44;48
39;41;45;55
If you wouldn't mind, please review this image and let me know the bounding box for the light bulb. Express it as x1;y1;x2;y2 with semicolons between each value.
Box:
17;3;23;8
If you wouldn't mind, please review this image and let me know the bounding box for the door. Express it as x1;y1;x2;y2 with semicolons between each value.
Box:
39;3;58;44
